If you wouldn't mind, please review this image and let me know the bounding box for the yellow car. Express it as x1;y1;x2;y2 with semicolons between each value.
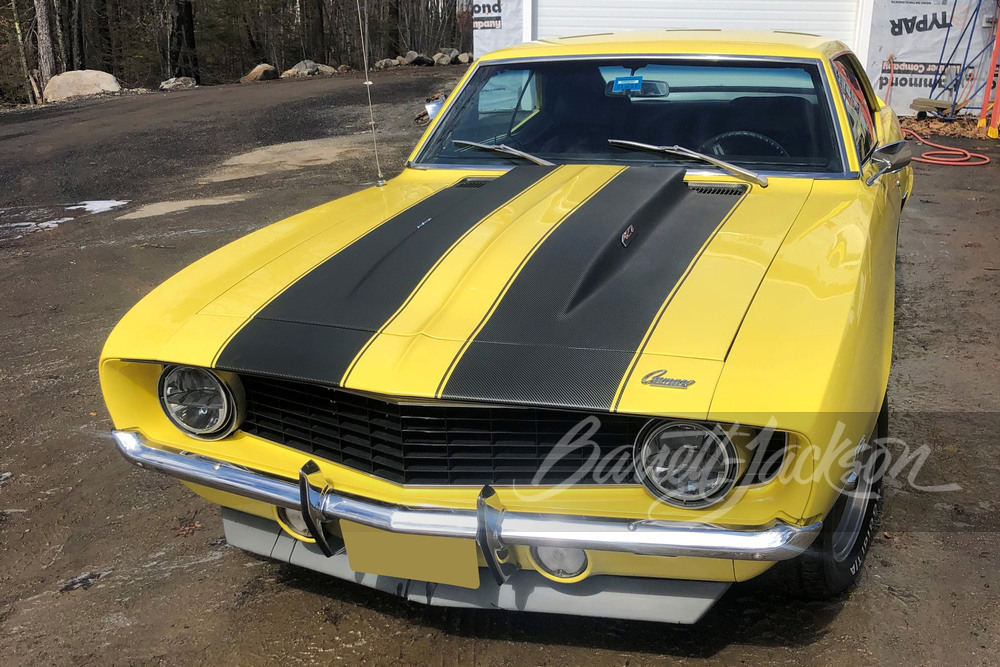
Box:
101;31;913;624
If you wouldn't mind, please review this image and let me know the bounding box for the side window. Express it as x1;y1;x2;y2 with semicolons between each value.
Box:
448;69;540;144
478;70;538;116
833;56;877;161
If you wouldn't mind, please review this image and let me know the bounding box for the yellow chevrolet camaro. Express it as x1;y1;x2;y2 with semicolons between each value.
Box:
101;31;913;624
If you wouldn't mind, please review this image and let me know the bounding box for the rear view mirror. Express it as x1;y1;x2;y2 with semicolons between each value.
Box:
605;78;670;98
866;140;912;186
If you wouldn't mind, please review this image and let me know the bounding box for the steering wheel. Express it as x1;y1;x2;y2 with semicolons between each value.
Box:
503;136;526;150
697;131;789;158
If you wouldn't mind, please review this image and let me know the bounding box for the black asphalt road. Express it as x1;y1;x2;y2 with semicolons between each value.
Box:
0;69;455;208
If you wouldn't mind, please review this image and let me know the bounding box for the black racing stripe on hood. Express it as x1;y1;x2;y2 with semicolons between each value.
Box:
439;167;744;411
216;166;554;384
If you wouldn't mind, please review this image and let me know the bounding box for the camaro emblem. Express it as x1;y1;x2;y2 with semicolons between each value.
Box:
621;224;636;247
641;369;696;389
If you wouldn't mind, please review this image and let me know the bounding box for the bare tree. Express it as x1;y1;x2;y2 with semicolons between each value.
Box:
69;0;83;70
1;0;471;101
51;0;66;71
33;0;57;89
168;0;199;82
8;0;37;102
303;0;325;61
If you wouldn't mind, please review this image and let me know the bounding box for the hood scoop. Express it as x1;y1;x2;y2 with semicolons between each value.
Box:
439;166;748;410
564;171;744;314
687;182;748;196
454;177;496;189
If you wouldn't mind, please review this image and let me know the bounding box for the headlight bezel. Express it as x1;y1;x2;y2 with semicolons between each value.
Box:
157;365;244;440
633;419;743;509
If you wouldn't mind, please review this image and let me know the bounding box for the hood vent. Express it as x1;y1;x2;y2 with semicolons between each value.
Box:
455;177;495;189
687;183;748;196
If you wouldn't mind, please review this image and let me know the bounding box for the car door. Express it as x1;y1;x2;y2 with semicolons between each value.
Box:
832;54;904;246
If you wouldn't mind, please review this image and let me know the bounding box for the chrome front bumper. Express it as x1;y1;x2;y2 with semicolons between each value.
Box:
221;507;731;624
113;430;821;576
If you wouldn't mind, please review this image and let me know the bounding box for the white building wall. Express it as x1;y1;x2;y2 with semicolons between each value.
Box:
525;0;874;62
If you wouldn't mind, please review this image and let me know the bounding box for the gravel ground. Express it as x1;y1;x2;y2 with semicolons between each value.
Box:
0;71;998;665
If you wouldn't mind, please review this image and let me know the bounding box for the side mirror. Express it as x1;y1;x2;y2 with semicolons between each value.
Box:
425;99;444;121
866;140;912;186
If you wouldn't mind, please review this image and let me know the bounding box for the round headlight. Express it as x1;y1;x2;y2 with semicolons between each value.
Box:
634;421;740;508
158;366;242;439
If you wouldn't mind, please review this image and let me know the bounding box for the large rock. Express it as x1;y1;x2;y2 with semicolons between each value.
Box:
315;63;338;75
280;68;300;79
433;53;452;66
441;48;460;60
412;54;435;67
374;58;400;70
337;64;354;73
396;55;407;66
159;76;196;91
403;51;420;65
292;60;319;75
43;70;120;102
457;52;472;65
240;64;279;83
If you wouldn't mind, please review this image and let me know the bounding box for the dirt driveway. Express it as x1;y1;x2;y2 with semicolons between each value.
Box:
0;71;998;665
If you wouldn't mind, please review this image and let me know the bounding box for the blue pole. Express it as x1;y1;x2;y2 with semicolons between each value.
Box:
930;0;961;97
950;1;983;116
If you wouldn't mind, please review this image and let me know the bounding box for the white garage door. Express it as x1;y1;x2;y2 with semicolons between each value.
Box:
532;0;870;54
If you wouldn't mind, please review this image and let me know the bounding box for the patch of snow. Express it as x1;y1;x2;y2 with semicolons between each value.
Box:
0;217;74;236
36;217;74;229
66;200;129;214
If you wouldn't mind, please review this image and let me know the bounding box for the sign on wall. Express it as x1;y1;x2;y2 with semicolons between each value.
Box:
473;0;524;59
865;0;995;115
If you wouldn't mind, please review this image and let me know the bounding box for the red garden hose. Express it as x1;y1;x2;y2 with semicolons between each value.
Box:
903;128;991;166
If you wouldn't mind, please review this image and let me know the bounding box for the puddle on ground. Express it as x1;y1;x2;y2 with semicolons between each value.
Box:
200;135;366;183
0;200;129;241
116;195;248;220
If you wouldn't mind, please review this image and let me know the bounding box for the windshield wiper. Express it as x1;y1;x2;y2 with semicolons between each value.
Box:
452;140;554;167
607;140;768;188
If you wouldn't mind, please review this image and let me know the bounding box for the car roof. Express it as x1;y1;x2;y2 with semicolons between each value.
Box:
479;30;847;62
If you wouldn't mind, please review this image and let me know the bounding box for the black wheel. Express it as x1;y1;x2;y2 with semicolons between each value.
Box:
790;397;888;599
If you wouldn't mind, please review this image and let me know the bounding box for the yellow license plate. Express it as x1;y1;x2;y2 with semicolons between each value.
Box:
340;521;481;589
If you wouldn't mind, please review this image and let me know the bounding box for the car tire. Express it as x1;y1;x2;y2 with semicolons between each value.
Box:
790;397;888;600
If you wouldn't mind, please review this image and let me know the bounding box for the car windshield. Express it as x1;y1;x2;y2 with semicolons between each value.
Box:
415;58;843;173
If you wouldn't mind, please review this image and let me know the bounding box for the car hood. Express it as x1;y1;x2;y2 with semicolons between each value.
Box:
104;165;812;415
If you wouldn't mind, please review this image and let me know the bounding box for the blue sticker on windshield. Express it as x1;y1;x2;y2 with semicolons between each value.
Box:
612;76;643;92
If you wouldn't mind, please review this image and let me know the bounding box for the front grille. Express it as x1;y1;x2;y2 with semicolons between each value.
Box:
239;374;646;486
